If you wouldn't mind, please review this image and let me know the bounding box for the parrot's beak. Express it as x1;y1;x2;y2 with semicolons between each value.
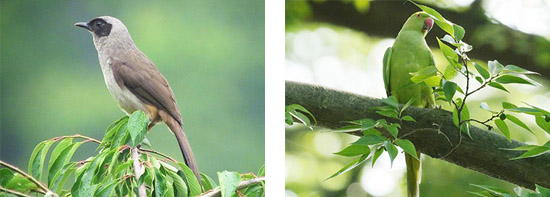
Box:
423;18;434;32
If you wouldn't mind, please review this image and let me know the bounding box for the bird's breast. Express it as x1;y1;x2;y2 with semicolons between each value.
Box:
100;58;148;116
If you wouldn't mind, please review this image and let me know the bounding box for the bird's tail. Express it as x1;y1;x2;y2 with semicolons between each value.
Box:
159;111;201;186
405;152;421;197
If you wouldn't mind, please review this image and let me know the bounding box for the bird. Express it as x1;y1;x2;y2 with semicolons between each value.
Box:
382;12;435;197
74;16;201;183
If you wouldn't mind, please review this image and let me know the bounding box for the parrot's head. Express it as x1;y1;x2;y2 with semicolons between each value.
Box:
403;12;434;36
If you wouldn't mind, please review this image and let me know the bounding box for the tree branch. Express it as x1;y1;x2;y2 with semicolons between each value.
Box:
285;80;550;190
0;160;55;196
304;0;550;78
131;147;147;197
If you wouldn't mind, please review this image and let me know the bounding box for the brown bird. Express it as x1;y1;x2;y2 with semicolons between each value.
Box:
75;16;201;183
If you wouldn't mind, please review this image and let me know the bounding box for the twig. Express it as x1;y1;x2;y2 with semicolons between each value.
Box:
138;148;177;163
0;186;30;197
50;134;101;144
131;147;147;197
200;176;266;197
0;160;55;196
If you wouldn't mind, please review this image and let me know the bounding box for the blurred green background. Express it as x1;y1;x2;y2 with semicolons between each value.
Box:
286;0;550;196
1;0;265;180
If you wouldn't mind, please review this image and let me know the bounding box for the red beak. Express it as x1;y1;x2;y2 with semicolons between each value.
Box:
423;18;434;32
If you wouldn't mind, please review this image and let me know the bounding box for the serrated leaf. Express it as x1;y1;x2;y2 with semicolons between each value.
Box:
488;82;509;93
334;145;370;157
394;139;418;160
505;114;533;134
200;173;218;192
352;134;387;146
495;75;534;86
494;119;511;141
384;141;398;167
28;140;56;182
443;81;457;102
402;116;416;122
488;60;504;75
327;154;368;180
178;163;201;195
128;111;149;147
511;146;550;160
453;24;465;41
48;142;83;186
218;171;241;197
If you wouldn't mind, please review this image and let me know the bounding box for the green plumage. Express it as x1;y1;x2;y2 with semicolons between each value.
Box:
382;11;436;197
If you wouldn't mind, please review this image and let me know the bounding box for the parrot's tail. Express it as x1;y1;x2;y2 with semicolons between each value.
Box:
405;152;421;197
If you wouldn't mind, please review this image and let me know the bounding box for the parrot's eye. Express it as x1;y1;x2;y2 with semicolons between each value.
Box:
417;13;421;17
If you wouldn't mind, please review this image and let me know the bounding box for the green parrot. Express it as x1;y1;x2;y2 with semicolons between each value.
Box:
382;11;435;197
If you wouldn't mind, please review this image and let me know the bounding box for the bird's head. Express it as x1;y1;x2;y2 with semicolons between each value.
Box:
403;12;434;36
75;16;134;51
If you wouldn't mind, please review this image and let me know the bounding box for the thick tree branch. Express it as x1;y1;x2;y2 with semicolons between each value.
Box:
285;81;550;190
305;0;550;78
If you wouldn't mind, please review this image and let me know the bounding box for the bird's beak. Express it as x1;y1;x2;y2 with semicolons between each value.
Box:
423;18;434;32
74;22;91;31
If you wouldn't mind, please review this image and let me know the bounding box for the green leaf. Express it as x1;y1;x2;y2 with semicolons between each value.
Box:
503;65;539;75
48;138;73;171
128;110;150;147
502;102;517;109
494;119;511;142
334;145;370;157
170;170;188;197
200;173;218;192
327;154;369;180
285;112;293;125
536;116;550;134
94;179;117;197
411;2;454;35
218;171;241;197
509;107;545;115
442;81;457;102
4;173;38;192
470;184;513;195
100;116;129;149
28;140;56;182
487;82;509;93
440;34;455;44
353;134;387;146
511;146;550;160
437;38;459;66
394;139;419;160
536;184;550;196
505;114;533;134
495;75;534;86
384;141;398;166
505;145;539;151
154;167;168;197
453;24;465;41
402;115;416;122
178;163;201;195
376;110;399;119
444;64;458;79
475;76;483;84
488;60;504;75
52;162;77;193
371;147;384;167
410;66;439;83
360;119;377;131
286;104;317;124
385;124;400;138
48;142;83;187
289;110;312;128
0;169;15;186
382;96;399;109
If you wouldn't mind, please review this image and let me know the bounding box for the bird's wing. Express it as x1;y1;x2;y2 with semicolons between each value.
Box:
111;57;183;125
382;47;393;97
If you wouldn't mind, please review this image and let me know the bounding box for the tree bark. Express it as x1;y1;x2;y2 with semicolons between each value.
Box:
304;0;550;78
285;80;550;190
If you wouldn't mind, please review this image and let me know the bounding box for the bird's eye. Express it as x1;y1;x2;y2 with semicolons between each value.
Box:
95;21;103;28
417;13;421;17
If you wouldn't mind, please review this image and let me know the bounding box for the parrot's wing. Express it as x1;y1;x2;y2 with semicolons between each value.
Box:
382;47;393;97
